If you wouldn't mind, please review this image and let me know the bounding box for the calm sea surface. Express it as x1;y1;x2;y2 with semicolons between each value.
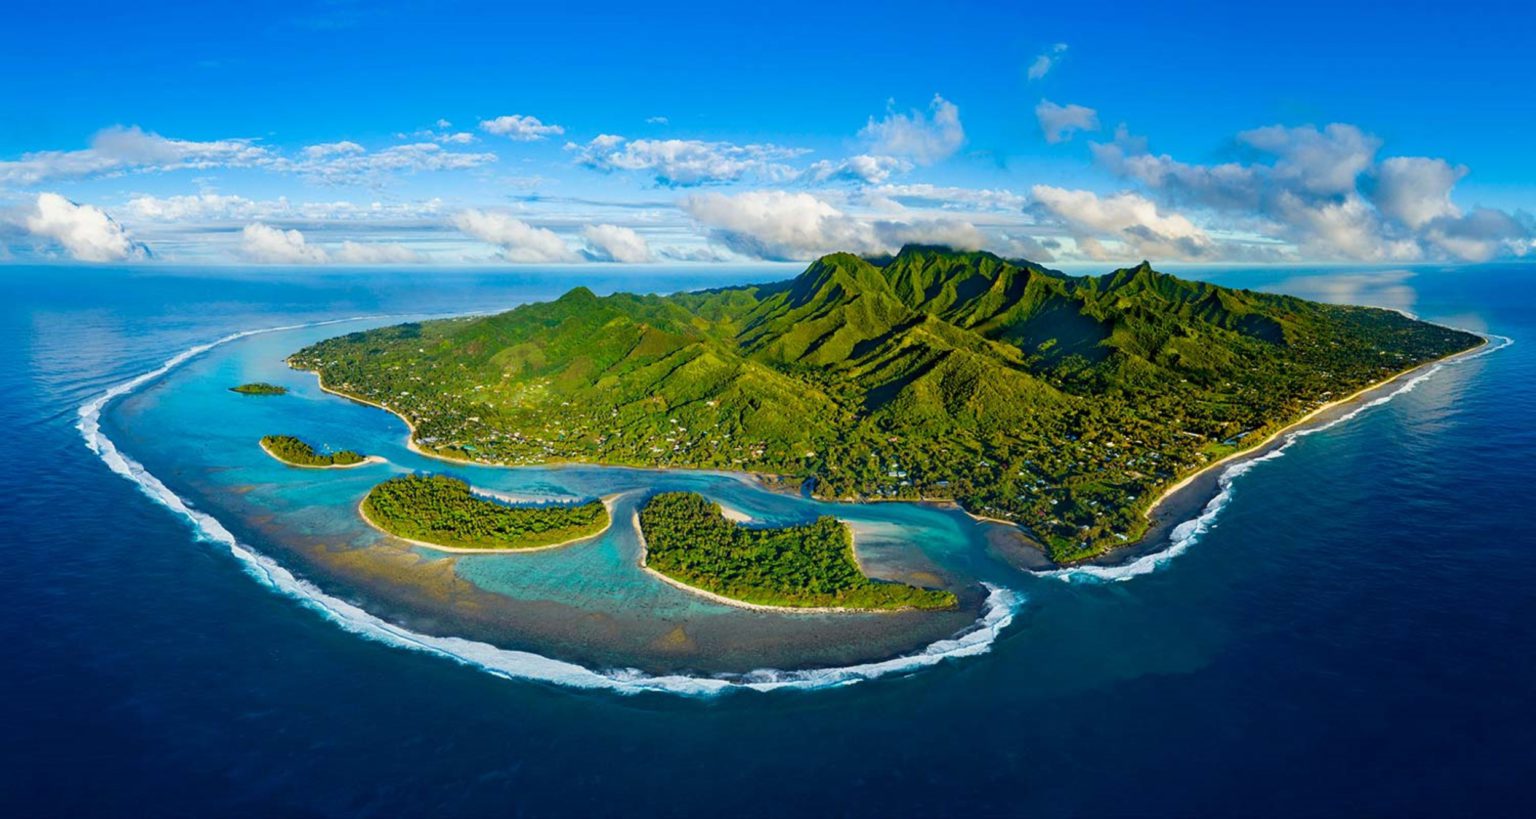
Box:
2;263;1532;817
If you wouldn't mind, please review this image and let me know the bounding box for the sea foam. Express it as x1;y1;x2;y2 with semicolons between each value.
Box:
1042;333;1515;584
79;319;1022;696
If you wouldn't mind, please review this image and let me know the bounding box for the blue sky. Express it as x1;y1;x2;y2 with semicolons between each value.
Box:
2;0;1533;266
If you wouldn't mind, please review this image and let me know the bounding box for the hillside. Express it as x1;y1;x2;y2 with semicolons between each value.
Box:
289;246;1482;562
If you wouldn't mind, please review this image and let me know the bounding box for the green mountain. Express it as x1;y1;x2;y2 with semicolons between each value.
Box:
290;246;1481;562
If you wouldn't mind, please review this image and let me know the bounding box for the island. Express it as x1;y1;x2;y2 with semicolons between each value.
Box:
230;382;288;395
289;246;1484;563
259;434;377;468
637;492;956;611
360;473;610;551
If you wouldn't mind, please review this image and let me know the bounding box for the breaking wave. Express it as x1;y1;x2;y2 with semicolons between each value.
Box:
78;319;1022;695
1045;332;1514;583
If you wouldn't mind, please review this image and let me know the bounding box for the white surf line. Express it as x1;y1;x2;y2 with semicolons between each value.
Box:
1043;332;1515;583
79;318;1024;696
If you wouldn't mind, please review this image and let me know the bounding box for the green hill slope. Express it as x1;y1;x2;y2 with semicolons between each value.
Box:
290;246;1482;562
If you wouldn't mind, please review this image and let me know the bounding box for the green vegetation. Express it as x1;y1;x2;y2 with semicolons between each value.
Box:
260;434;367;467
231;382;288;395
638;492;956;610
291;246;1483;562
361;473;608;550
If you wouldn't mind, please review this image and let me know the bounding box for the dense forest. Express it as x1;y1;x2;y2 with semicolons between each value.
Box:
637;492;956;610
260;434;365;466
231;382;287;395
292;246;1483;562
361;473;608;550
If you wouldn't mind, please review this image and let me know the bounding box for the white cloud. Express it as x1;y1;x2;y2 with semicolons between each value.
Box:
240;223;329;263
302;141;365;159
24;193;149;262
237;223;426;264
1421;207;1529;262
646;116;669;125
681;190;985;261
682;191;876;259
581;224;655;263
1035;100;1099;144
0;126;272;186
1371;156;1465;229
1030;185;1214;260
452;209;580;262
125;193;260;221
799;154;913;185
479;115;565;141
568;135;805;186
1239;123;1380;197
1027;43;1068;81
1091;121;1533;261
0;126;494;190
859;95;965;164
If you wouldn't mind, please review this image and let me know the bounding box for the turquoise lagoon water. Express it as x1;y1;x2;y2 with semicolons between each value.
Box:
99;317;1011;677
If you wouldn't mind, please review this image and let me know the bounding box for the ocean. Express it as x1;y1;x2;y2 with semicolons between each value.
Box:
2;263;1532;816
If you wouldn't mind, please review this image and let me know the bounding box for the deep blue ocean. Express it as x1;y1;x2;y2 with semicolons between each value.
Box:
2;263;1532;817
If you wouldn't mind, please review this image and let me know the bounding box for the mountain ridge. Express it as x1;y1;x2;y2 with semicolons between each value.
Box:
290;246;1482;561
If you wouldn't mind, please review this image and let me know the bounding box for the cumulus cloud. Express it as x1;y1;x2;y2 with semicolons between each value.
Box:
453;209;579;262
799;154;913;185
580;224;655;262
1371;156;1465;229
1421;207;1528;262
859;95;965;164
1035;100;1099;144
680;190;985;261
1091;122;1532;261
125;192;261;221
479;115;565;141
568;135;805;186
240;223;329;263
1030;185;1214;260
1027;43;1068;81
237;223;425;264
24;193;149;262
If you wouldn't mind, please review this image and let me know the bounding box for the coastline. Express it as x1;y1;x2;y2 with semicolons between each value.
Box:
298;366;479;465
259;439;386;470
357;493;619;554
1033;333;1493;569
296;331;1490;572
631;511;932;615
